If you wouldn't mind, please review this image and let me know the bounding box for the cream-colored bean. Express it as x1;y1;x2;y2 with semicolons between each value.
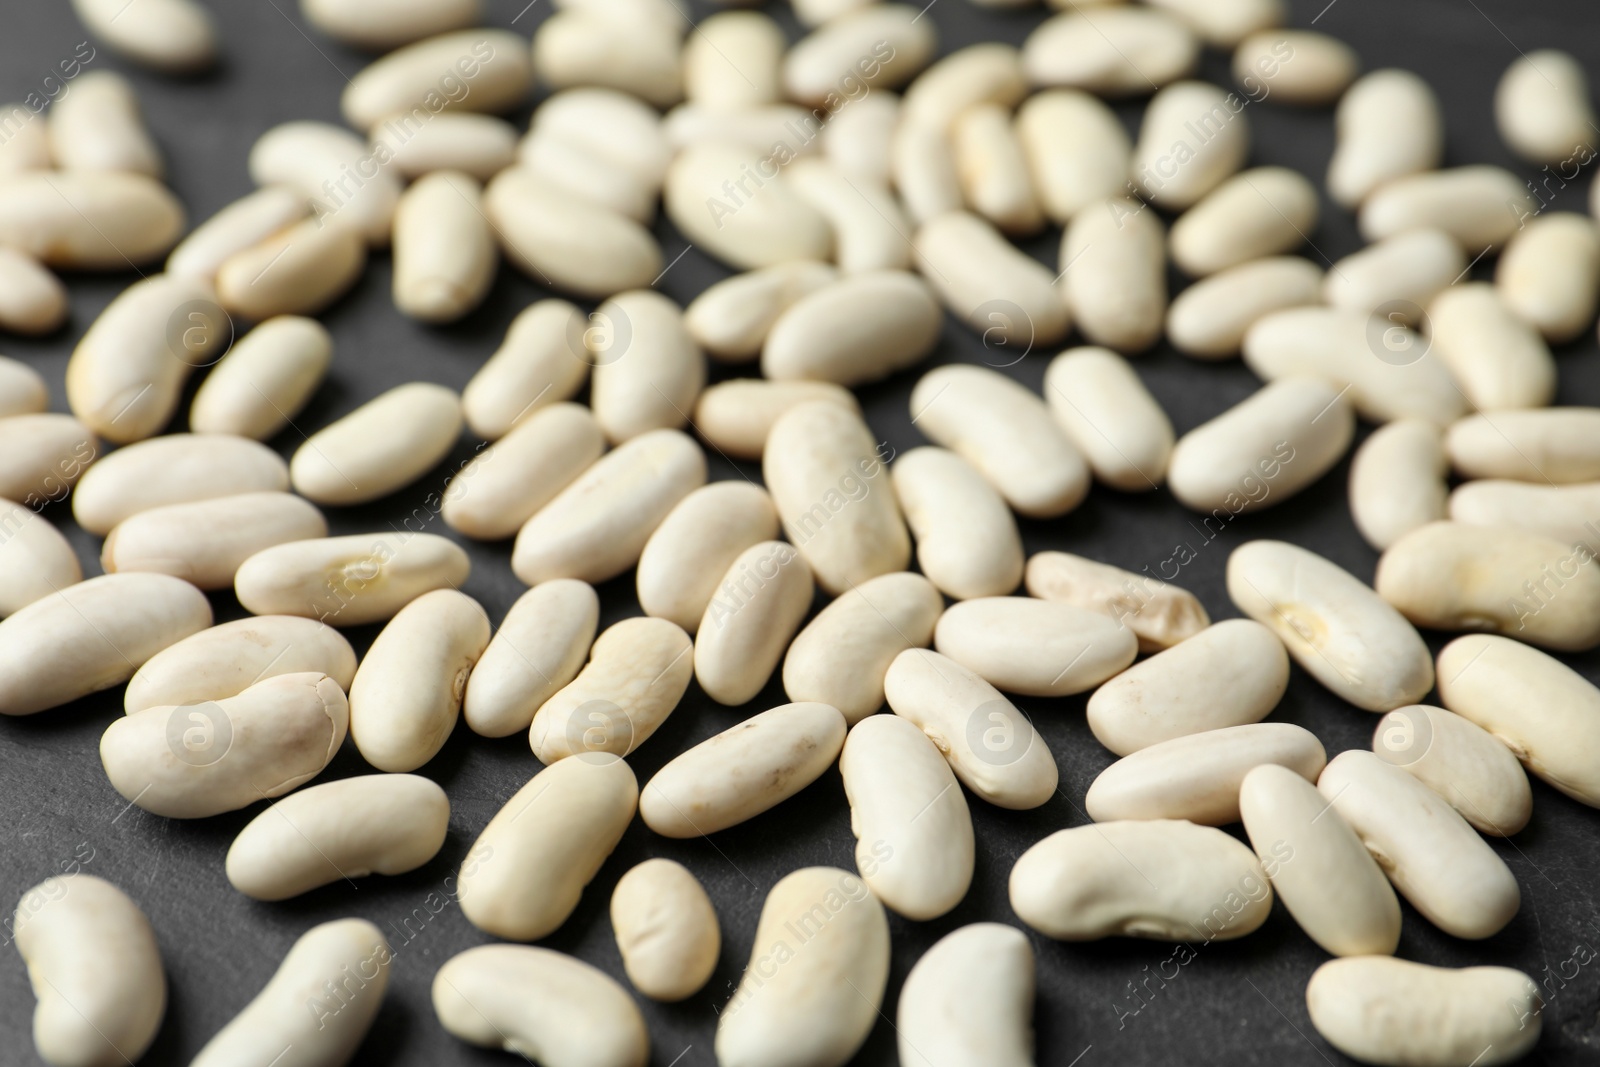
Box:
1146;0;1280;48
910;364;1088;518
191;920;389;1067
14;875;165;1067
1087;619;1287;756
786;158;915;273
103;491;327;591
534;11;683;109
248;121;399;246
1327;69;1442;209
913;210;1071;346
1171;166;1317;276
532;87;671;188
589;289;704;444
290;382;462;506
1167;255;1322;359
638;482;779;633
125;615;356;714
0;358;46;417
227;774;449;900
1010;821;1272;941
341;30;532;130
391;170;494;323
685;11;783;109
66;273;219;444
513;428;706;585
1450;479;1600;552
936;596;1136;697
952;103;1042;236
892;447;1023;600
302;0;481;50
1228;539;1433;711
686;262;838;363
1239;764;1401;957
234;531;470;626
166;186;309;281
1023;9;1198;95
763;271;940;387
371;111;516;181
1088;722;1325;825
444;403;603;541
215;216;368;320
1318;749;1520;939
0;171;184;269
1323;227;1464;323
1017;90;1131;225
101;672;346;818
884;648;1059;809
1131;81;1250;210
892;120;963;226
1377;521;1600;651
528;617;694;762
611;859;720;1002
47;71;161;177
784;7;935;106
485;167;662;297
1025;551;1208;652
897;924;1034;1067
0;500;79;618
1371;704;1531;836
840;714;972;919
1061;198;1166;353
903;44;1026;131
463;580;597;738
0;414;96;509
459;754;637;941
462;300;590;440
822;90;898;187
783;571;942;723
1447;408;1600;483
1349;419;1449;551
1360;166;1535;252
71;0;215;73
1427;282;1555;411
1496;212;1600;343
0;102;51;174
693;378;859;460
665;144;832;270
1438;634;1600;808
695;542;814;705
516;127;657;223
0;248;68;335
662;103;825;160
1233;30;1357;105
1044;346;1174;490
1496;49;1595;166
791;0;875;24
190;316;332;440
716;867;889;1067
763;401;907;595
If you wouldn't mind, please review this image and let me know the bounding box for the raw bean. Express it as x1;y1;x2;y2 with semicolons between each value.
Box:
822;90;898;187
216;216;368;320
662;103;824;159
1317;750;1520;939
14;875;165;1067
642;701;847;836
444;403;604;541
1016;90;1132;224
1233;30;1358;105
715;867;889;1067
1446;408;1600;483
302;0;481;51
1438;634;1600;808
763;401;908;595
786;158;915;273
1010;820;1272;941
840;714;974;919
1376;521;1600;651
348;590;490;772
893;121;963;225
1167;255;1323;359
189;315;332;440
165;186;309;281
487;167;662;296
1360;166;1534;251
0;500;81;617
1170;166;1318;276
665;144;832;270
191;919;389;1067
1495;49;1596;165
528;617;694;762
1241;306;1465;425
234;531;470;626
685;261;838;363
1322;227;1464;323
685;11;783;109
1131;81;1250;210
391;170;495;323
249;121;400;246
462;300;590;439
892;446;1024;600
1087;722;1326;825
458;754;637;941
101;672;347;818
611;861;720;1005
784;571;943;723
1167;377;1354;513
638;482;780;633
792;0;875;24
102;491;328;591
534;12;682;109
1061;198;1166;353
909;364;1088;517
1228;540;1433;711
1371;704;1531;836
763;271;940;386
1327;69;1442;208
1349;419;1448;551
1086;619;1288;756
290;382;462;506
903;44;1027;130
0;357;47;416
47;71;162;176
0;102;51;173
1022;9;1198;95
0;248;68;335
434;944;649;1066
0;171;184;269
1307;957;1540;1067
694;542;814;705
532;87;671;188
1496;212;1600;343
464;579;598;738
341;30;533;130
589;289;705;444
953;103;1043;235
1044;346;1174;489
513;429;706;585
226;774;450;900
913;210;1071;346
694;378;859;459
517;127;658;223
125;614;356;713
0;414;97;507
884;647;1059;810
897;924;1034;1067
1025;551;1209;652
1426;282;1555;411
66;273;221;444
1146;0;1280;47
1449;479;1600;552
71;0;215;73
370;111;516;181
936;596;1136;697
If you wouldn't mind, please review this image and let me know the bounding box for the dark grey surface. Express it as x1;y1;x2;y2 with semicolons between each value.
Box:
3;0;1600;1064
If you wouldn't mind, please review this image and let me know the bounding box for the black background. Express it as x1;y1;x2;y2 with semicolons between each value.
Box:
3;1;1600;1064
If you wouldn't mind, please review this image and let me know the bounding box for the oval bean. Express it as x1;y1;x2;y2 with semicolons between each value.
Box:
1025;551;1209;652
936;596;1137;697
0;500;81;618
461;299;590;440
77;432;290;540
1371;704;1531;836
302;0;481;51
1061;197;1166;353
485;167;661;297
913;210;1071;347
694;541;813;705
126;614;356;713
1232;30;1357;105
1349;419;1449;551
897;924;1034;1067
292;382;462;506
1360;166;1534;252
70;0;215;73
464;579;598;738
235;531;470;626
763;271;941;386
47;70;161;177
637;482;781;633
166;186;309;281
589;289;705;444
248;121;399;246
693;378;859;460
443;402;604;541
664;144;832;270
1170;166;1318;276
1327;69;1442;208
1495;49;1595;166
373;110;517;181
1166;255;1323;359
1496;211;1600;344
341;29;533;130
1323;228;1464;323
1447;408;1600;483
102;491;327;591
0;171;183;269
1426;282;1554;411
892;446;1023;600
1023;9;1198;96
1017;90;1131;225
610;859;720;1002
391;170;495;323
189;316;332;440
215;216;368;320
685;261;838;363
1044;346;1174;490
0;248;68;335
1131;80;1250;210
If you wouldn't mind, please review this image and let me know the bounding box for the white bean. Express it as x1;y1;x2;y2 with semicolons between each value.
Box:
1023;9;1198;95
1496;211;1600;344
234;531;470;626
1131;81;1250;210
1327;69;1442;209
0;499;80;617
216;216;368;320
534;11;683;109
0;357;47;417
1322;227;1464;323
373;111;517;181
1447;407;1600;483
1061;197;1167;353
936;596;1136;697
1016;90;1132;225
291;382;462;505
0;171;184;269
763;270;941;387
125;614;356;713
532;87;670;188
914;210;1070;346
1232;30;1358;105
248;121;399;246
485;167;661;297
0;248;68;335
1166;255;1323;359
166;186;309;281
189;316;332;440
47;70;161;177
464;579;598;738
301;0;482;51
1349;418;1449;551
1146;0;1280;48
1449;478;1600;553
1371;704;1531;836
1495;49;1595;166
892;446;1023;600
0;414;97;509
590;289;705;444
695;541;814;705
461;299;590;439
786;158;916;273
341;30;533;130
1044;346;1174;490
517;127;657;222
391;170;495;323
952;103;1043;236
685;11;784;110
71;0;215;73
638;482;781;633
1170;166;1318;276
610;859;720;1002
902;43;1027;130
686;261;838;363
1360;166;1534;252
1025;550;1209;652
893;120;963;226
897;924;1034;1067
693;378;860;460
102;491;327;591
664;144;832;270
443;402;605;541
822;90;899;188
1426;282;1555;411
